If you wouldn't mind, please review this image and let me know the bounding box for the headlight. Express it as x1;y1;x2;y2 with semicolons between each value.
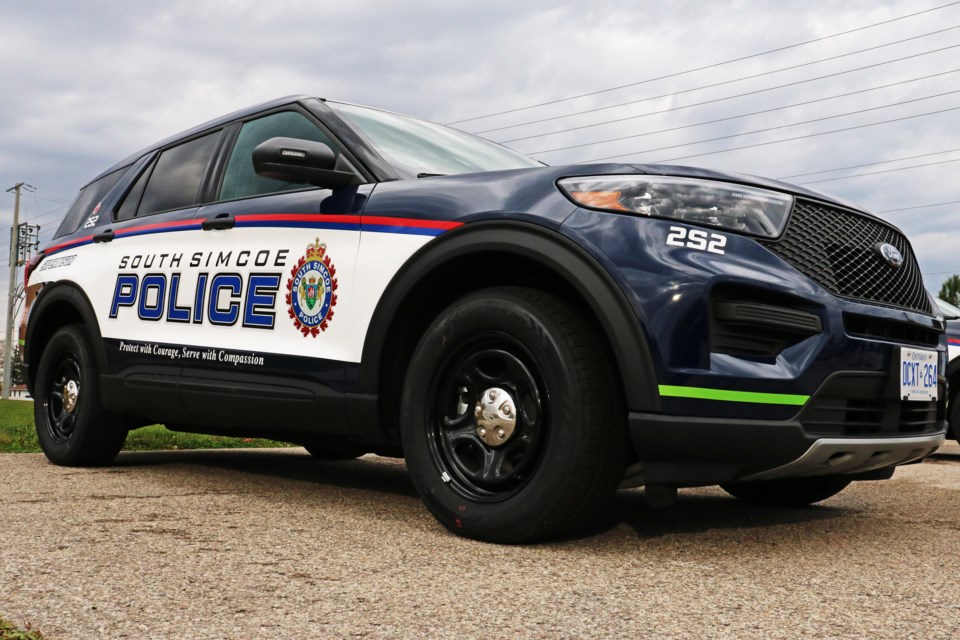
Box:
558;175;794;238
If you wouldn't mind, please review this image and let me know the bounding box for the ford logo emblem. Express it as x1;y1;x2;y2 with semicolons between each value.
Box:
877;243;904;268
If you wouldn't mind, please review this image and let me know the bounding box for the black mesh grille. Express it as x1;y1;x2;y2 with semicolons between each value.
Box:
800;373;943;437
761;200;931;314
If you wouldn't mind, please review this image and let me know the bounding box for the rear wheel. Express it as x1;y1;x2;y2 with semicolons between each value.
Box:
34;325;127;466
721;476;851;507
401;287;627;543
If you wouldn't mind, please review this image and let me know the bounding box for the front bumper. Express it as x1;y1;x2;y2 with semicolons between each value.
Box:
628;408;946;487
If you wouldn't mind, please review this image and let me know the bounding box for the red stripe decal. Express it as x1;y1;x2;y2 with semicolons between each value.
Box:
44;214;462;255
236;213;362;224
115;219;201;235
363;216;463;230
45;235;94;254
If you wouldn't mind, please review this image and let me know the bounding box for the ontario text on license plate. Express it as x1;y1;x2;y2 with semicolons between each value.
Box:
900;347;938;401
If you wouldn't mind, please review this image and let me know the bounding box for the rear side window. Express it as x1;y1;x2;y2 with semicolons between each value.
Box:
137;131;221;216
219;111;338;201
54;167;127;238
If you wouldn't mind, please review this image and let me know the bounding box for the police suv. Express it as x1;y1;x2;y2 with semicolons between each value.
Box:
24;96;947;543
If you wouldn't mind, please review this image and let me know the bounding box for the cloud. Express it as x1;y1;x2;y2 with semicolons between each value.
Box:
0;0;957;293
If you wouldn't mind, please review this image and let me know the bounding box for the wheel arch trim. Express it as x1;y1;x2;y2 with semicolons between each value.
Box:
358;220;660;413
24;281;106;394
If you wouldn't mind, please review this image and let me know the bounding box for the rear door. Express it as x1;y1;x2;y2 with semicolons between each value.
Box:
92;129;226;422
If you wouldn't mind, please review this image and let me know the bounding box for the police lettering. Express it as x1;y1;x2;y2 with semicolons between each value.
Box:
118;249;289;270
109;272;281;329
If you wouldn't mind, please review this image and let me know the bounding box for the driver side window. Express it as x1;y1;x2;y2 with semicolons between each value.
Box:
219;111;339;201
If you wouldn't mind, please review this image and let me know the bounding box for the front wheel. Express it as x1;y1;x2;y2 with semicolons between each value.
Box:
721;476;852;507
401;287;627;544
34;324;127;466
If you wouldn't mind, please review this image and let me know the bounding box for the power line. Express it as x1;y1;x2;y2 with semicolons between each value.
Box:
877;199;960;213
523;79;960;155
446;1;960;125
798;157;960;184
500;67;960;144
582;99;960;163
587;104;960;164
778;147;960;178
477;39;960;137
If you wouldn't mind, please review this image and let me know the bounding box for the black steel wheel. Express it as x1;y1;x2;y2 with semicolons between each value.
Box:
428;342;546;501
34;324;127;466
401;287;627;543
43;352;83;444
721;475;852;507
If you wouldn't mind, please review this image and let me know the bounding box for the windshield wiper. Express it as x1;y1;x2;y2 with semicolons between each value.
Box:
417;172;447;178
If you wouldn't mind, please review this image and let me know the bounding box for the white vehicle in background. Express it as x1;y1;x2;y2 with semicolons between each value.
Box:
937;298;960;443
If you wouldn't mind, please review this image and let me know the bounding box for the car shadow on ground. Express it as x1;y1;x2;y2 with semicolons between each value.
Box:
927;451;960;463
114;449;419;498
606;489;844;540
113;448;850;542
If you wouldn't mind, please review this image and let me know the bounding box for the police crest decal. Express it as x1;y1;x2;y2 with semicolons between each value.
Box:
286;238;338;337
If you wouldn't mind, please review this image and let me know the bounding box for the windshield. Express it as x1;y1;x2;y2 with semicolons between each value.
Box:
329;101;542;177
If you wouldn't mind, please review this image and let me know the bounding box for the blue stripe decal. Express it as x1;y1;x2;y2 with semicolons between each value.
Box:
44;218;457;256
361;224;447;236
235;220;363;231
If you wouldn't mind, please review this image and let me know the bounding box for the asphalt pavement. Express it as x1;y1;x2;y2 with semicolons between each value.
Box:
2;442;960;639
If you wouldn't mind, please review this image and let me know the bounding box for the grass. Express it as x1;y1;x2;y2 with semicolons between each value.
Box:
0;399;295;454
0;617;44;640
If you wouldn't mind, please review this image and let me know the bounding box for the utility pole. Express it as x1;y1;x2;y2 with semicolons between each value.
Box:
3;183;34;399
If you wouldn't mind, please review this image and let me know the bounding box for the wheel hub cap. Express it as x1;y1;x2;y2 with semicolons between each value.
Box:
62;380;79;414
474;387;516;447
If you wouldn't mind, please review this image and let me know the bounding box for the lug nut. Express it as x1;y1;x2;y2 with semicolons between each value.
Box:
502;405;511;416
496;429;505;439
474;406;481;417
479;428;487;437
489;390;497;401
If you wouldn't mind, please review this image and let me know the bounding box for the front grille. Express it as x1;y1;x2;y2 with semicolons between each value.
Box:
800;373;943;436
761;200;931;314
843;313;940;347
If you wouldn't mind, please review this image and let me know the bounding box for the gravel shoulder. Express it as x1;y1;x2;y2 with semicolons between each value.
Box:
2;443;960;639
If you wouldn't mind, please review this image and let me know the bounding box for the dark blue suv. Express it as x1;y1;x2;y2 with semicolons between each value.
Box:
23;96;947;542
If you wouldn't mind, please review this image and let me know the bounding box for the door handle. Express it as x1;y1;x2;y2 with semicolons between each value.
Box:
201;213;235;231
92;229;114;243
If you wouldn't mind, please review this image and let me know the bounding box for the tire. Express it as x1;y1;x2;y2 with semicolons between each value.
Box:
401;287;627;544
34;324;127;466
303;442;366;460
721;476;852;507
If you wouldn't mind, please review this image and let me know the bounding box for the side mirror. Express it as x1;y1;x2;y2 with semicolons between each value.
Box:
252;137;359;188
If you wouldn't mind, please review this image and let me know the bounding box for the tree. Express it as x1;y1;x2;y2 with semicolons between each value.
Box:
10;344;25;386
939;274;960;306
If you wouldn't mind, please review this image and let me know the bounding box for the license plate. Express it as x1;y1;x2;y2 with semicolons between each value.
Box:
900;347;939;401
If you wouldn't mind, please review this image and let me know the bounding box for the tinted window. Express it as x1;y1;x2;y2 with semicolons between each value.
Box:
329;102;542;176
115;158;155;222
138;131;221;216
55;167;127;238
219;111;338;201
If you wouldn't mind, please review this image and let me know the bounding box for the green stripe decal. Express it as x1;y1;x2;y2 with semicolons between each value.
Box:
658;385;809;406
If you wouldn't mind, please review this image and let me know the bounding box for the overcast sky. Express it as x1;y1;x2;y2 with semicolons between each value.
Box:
1;0;958;316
